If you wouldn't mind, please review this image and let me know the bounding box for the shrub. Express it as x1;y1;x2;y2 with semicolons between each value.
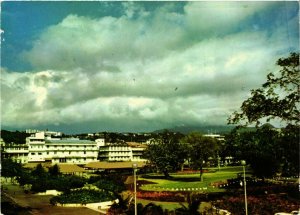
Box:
50;189;115;205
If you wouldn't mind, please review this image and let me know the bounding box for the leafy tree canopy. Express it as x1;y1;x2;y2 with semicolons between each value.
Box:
144;130;187;178
1;159;25;178
1;130;30;144
229;52;299;127
182;132;219;181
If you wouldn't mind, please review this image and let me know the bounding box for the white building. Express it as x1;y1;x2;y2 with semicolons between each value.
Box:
1;138;29;163
27;132;47;162
26;132;98;164
204;134;225;141
98;142;147;162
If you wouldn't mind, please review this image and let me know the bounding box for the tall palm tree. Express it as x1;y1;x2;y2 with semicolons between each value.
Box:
175;193;201;215
107;193;132;215
142;203;164;215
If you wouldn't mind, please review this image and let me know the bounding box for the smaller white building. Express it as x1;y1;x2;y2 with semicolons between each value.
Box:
1;138;29;163
98;142;147;162
204;134;225;141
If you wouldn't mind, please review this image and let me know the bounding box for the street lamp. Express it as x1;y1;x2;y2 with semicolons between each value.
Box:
241;160;248;215
132;163;138;215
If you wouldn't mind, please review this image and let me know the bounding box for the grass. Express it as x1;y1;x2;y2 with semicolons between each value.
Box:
139;166;252;193
137;199;186;211
137;198;214;212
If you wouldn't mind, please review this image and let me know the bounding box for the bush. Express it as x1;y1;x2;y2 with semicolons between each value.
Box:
50;189;115;205
89;174;126;194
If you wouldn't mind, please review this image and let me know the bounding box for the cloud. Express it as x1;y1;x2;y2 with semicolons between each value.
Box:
22;2;272;72
1;2;298;132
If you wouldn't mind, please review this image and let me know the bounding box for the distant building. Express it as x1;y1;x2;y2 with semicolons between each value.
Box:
204;134;225;141
98;141;147;162
1;138;29;163
127;142;148;161
43;139;98;164
2;131;148;165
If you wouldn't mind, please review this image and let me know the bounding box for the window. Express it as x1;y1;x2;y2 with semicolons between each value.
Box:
38;153;42;155
31;153;35;155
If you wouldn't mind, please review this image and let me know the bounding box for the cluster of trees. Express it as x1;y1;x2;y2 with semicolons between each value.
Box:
227;52;299;178
0;130;30;144
144;131;220;181
2;159;127;205
3;162;88;192
224;124;299;178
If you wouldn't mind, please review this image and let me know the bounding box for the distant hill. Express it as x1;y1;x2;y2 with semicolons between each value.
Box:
153;125;236;135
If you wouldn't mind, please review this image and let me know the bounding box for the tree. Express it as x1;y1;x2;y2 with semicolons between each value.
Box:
229;52;299;127
107;194;132;215
141;203;164;215
48;164;61;177
175;193;201;215
1;159;24;180
32;163;47;178
143;130;187;178
182;132;219;181
0;130;30;144
276;124;299;176
228;53;300;178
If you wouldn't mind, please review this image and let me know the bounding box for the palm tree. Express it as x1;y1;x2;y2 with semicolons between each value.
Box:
175;193;201;215
142;203;164;215
107;193;132;215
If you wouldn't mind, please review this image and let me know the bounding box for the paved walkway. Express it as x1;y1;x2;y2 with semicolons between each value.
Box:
2;184;101;215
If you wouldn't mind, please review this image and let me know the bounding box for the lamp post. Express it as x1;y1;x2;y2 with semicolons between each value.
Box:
132;163;138;215
241;160;248;215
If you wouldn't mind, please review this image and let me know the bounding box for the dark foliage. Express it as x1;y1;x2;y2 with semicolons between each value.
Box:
50;189;114;205
0;130;30;144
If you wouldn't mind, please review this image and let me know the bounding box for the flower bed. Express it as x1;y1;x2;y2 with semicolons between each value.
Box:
137;191;185;202
214;194;299;215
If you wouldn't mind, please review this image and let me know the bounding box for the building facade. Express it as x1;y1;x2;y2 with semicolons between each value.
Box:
1;138;29;163
98;142;147;162
26;132;98;164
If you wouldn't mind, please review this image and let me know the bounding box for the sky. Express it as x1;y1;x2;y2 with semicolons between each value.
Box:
1;1;299;134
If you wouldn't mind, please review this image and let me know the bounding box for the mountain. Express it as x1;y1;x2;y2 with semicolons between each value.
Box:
153;125;235;135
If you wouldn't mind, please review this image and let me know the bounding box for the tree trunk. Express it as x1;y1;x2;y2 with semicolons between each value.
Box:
199;166;203;182
163;170;171;178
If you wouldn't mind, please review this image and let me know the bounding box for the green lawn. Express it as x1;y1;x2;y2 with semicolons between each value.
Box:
137;199;186;211
138;199;213;212
139;166;251;193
